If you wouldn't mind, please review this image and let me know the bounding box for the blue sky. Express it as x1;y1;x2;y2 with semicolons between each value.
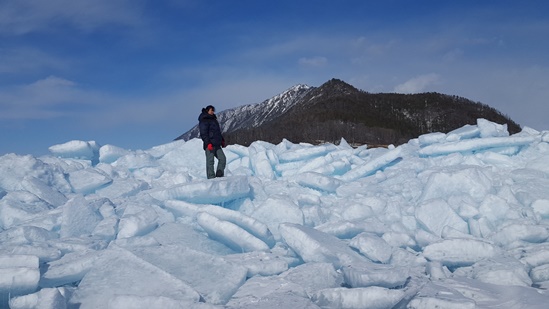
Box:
1;0;548;156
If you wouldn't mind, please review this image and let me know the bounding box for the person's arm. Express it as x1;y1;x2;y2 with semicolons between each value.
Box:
199;121;211;145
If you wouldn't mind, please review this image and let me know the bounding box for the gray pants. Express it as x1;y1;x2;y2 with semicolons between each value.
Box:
205;147;226;179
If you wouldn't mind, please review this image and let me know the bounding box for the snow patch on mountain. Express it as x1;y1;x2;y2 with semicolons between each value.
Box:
177;84;312;141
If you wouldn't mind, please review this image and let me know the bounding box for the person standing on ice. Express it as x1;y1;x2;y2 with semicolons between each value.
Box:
198;105;226;179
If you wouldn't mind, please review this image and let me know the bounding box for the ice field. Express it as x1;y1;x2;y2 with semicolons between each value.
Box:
1;119;549;308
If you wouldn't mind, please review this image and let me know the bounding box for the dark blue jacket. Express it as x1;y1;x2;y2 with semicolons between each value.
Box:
198;110;224;150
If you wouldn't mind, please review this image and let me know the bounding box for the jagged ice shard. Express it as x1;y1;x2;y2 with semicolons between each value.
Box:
1;118;549;308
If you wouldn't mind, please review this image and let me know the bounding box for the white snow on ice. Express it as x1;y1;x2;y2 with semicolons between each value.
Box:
1;119;549;308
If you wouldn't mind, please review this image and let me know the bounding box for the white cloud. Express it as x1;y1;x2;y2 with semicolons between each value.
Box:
0;76;102;120
18;76;79;108
394;73;441;94
442;48;464;62
0;0;145;35
27;75;76;89
0;48;69;74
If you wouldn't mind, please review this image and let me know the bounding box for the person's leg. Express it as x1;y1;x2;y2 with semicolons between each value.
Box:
215;148;226;177
205;150;216;179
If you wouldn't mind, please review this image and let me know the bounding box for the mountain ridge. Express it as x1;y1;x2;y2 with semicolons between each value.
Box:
176;78;521;146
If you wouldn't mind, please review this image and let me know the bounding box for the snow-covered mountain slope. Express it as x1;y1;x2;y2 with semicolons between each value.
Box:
175;84;312;141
